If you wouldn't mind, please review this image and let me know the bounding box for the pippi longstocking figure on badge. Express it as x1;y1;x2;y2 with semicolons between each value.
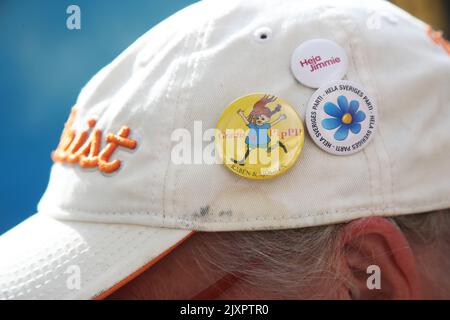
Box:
232;95;288;165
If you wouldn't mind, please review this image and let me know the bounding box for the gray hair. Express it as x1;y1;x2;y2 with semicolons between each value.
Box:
192;209;450;298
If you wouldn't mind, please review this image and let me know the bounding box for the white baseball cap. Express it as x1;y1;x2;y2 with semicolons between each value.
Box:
1;0;449;299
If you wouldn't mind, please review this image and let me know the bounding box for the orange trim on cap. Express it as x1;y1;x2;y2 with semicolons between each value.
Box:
427;25;450;55
93;230;196;300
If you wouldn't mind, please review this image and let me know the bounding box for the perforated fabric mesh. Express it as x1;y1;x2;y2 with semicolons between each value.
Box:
0;214;190;299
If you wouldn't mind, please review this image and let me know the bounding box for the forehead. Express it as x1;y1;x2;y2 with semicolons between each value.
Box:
106;233;225;299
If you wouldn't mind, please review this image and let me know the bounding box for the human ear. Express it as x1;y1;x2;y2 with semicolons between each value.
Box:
340;217;422;300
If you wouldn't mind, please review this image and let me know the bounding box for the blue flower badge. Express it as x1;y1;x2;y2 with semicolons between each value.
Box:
321;95;366;141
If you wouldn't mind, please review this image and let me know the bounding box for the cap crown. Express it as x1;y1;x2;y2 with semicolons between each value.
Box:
39;0;450;231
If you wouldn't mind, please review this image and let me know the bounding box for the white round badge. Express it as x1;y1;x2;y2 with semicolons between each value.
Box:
305;80;378;156
291;39;348;89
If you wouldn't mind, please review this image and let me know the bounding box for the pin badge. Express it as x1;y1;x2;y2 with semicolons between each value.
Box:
215;94;305;180
291;39;349;88
305;80;378;156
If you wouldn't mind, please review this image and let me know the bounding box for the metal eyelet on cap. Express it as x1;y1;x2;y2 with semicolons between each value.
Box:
253;27;272;43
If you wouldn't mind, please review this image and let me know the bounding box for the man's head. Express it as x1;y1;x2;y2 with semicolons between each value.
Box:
1;0;449;300
108;210;450;299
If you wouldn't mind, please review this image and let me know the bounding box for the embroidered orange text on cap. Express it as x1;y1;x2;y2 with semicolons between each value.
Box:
52;108;137;174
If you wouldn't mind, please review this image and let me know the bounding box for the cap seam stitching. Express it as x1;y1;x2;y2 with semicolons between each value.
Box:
46;196;450;222
340;10;386;211
161;30;195;216
175;17;214;218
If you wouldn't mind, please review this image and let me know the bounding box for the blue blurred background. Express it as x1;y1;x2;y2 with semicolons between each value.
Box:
0;0;449;235
0;0;197;234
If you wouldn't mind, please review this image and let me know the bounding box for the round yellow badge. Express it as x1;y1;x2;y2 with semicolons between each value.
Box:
215;93;305;180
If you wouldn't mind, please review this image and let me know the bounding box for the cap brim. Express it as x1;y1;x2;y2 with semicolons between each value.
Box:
0;213;193;300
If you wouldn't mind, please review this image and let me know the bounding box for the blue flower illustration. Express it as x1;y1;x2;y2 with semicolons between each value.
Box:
321;95;366;141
